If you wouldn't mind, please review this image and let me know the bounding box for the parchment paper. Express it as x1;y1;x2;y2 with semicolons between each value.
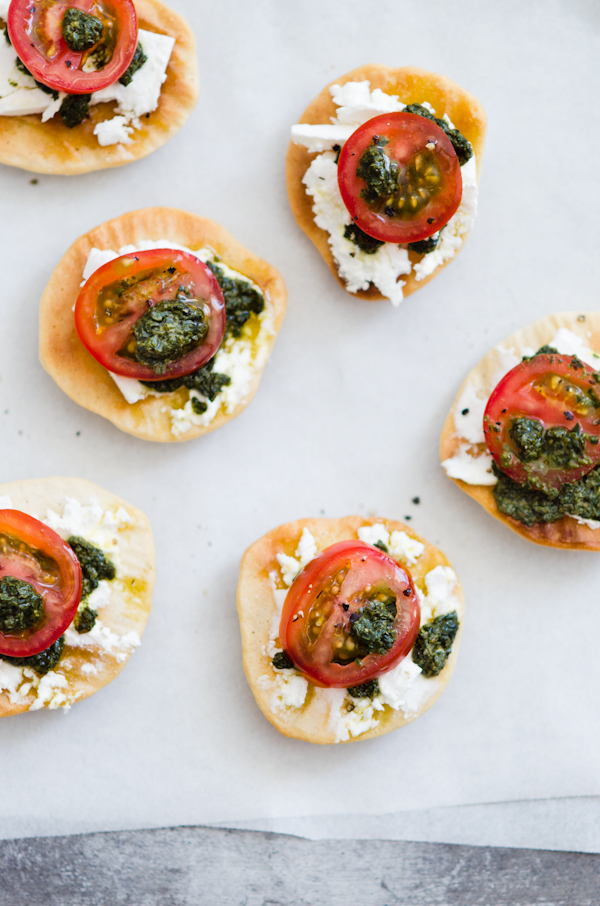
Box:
0;0;599;848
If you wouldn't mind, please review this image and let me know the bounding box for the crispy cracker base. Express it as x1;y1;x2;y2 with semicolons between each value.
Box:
39;206;287;442
440;312;600;550
0;0;198;175
237;516;464;745
0;476;155;718
286;64;487;302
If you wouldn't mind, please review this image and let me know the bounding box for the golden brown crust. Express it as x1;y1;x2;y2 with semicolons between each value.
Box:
237;516;464;745
440;312;600;550
39;206;287;443
0;0;198;175
0;476;155;718
286;64;487;302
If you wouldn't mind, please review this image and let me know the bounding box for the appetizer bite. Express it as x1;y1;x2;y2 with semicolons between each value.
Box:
39;207;287;442
287;65;486;306
0;0;198;174
238;517;464;744
441;313;600;550
0;476;154;716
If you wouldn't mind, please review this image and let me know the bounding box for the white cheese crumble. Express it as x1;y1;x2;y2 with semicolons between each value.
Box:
0;495;141;711
357;522;425;566
276;527;318;587
0;27;174;147
81;242;274;435
292;80;478;306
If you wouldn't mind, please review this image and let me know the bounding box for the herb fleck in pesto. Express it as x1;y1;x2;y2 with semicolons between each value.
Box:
119;42;147;86
2;635;65;675
62;8;103;52
191;398;208;416
403;104;473;166
356;136;399;206
348;679;380;699
141;356;231;399
132;296;208;375
408;233;440;255
349;598;397;656
60;94;92;128
413;611;459;677
343;222;384;254
74;605;98;634
206;262;265;339
492;461;600;525
67;536;116;598
0;577;44;632
272;651;294;670
373;540;388;553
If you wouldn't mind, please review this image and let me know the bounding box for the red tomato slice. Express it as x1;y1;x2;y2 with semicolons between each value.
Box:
280;540;420;688
484;352;600;493
337;112;462;244
0;510;82;657
74;248;227;381
7;0;138;95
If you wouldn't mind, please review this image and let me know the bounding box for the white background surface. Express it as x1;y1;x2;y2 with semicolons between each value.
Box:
0;0;599;850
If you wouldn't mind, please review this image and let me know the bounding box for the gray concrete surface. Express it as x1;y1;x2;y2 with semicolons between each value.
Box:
0;825;599;906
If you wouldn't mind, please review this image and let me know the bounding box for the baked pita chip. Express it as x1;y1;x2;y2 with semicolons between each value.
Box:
0;476;155;717
39;206;287;442
286;64;487;302
0;0;198;175
237;516;464;745
440;312;600;550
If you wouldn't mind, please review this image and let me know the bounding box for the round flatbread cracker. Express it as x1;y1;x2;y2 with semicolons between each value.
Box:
0;0;198;175
286;64;487;302
39;206;287;442
237;516;464;745
440;312;600;550
0;476;155;717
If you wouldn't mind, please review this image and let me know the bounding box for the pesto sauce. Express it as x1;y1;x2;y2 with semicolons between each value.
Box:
140;356;231;399
343;222;384;254
62;8;103;53
349;597;397;657
408;233;440;255
412;611;459;678
60;94;92;128
272;651;294;670
120;42;147;86
1;635;65;676
67;536;116;599
0;577;44;632
348;679;380;698
403;104;473;166
206;261;265;340
132;296;209;375
356;136;399;206
493;461;600;526
74;605;98;634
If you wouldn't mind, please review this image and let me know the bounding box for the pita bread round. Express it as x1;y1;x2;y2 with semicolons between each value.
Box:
237;516;464;745
440;312;600;550
0;476;155;717
39;206;287;442
286;64;487;303
0;0;198;175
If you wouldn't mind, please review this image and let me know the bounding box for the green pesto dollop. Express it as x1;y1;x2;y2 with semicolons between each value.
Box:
492;461;600;526
356;136;399;206
403;104;473;166
206;261;265;340
343;222;384;254
272;651;294;670
507;419;595;475
140;355;231;399
348;679;380;699
0;577;44;633
67;536;116;598
413;611;459;678
4;24;10;45
349;597;397;656
119;41;147;86
62;8;103;52
74;604;98;634
60;94;91;128
2;635;65;675
408;233;440;255
132;295;208;375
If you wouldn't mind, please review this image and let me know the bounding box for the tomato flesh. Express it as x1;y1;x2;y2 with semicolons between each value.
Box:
74;248;227;381
337;112;462;244
7;0;138;95
484;352;600;493
280;540;420;688
0;510;82;657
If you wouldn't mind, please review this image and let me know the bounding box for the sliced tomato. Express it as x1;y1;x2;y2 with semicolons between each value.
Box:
484;352;600;493
74;248;227;381
279;540;420;688
0;510;82;657
7;0;138;95
337;112;462;244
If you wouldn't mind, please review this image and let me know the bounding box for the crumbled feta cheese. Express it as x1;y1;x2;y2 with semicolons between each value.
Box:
442;444;497;485
93;115;134;146
388;530;425;565
329;80;405;125
28;672;69;711
257;671;309;711
91;30;174;121
108;372;147;404
357;522;390;548
550;327;600;369
332;694;384;742
64;620;140;663
378;653;437;717
43;496;132;569
290;123;354;153
277;527;318;586
567;514;600;529
423;566;460;617
453;380;487;445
